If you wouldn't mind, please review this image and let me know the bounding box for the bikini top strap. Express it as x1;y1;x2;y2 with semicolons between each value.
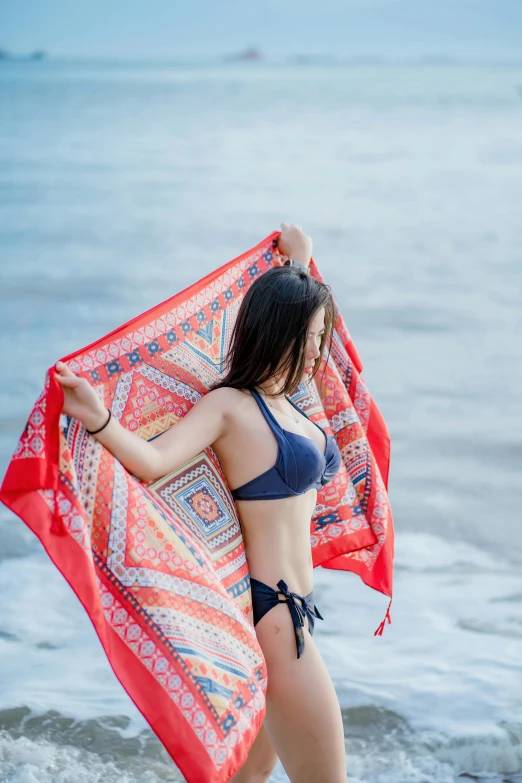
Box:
249;388;283;434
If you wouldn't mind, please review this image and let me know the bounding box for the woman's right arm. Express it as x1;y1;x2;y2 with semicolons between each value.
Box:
54;362;229;482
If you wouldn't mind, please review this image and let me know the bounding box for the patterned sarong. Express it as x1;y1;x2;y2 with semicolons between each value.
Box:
0;232;394;783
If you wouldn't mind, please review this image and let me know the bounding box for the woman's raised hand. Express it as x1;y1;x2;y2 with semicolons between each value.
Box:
54;361;108;431
278;223;313;269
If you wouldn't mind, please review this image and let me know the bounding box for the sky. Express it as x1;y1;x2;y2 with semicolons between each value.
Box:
1;0;521;61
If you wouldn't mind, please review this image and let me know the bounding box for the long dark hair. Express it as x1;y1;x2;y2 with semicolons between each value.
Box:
213;266;336;395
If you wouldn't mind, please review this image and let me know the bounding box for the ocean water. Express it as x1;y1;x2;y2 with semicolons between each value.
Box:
0;59;521;782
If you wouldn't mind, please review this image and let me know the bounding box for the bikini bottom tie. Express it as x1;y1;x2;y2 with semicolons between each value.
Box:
250;577;324;659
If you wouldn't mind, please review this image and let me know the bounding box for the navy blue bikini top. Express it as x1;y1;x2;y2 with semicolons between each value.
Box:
231;389;342;501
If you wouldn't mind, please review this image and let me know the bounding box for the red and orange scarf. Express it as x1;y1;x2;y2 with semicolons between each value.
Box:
0;232;394;782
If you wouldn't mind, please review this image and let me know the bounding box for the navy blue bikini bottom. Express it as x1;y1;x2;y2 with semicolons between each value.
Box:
250;577;324;659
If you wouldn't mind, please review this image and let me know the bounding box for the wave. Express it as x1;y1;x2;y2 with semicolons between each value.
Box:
1;705;521;783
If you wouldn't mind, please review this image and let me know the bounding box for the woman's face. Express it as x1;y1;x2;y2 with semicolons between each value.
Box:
302;307;325;381
269;306;326;393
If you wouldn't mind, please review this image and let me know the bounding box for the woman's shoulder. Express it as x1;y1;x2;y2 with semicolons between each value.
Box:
196;387;255;440
200;386;250;414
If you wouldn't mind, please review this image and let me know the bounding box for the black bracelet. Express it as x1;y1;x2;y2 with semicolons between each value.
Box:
86;408;112;435
284;258;309;273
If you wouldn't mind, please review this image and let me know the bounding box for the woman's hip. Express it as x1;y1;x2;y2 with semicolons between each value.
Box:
250;576;324;659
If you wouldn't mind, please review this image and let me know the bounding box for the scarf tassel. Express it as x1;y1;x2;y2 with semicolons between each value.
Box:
373;597;392;637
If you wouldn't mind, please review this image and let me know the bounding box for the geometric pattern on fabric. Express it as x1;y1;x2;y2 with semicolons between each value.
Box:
149;449;251;616
0;231;394;782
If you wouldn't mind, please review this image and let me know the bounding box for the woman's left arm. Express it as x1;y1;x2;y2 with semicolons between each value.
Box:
277;223;313;272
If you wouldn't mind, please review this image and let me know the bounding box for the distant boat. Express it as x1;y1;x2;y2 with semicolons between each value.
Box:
0;49;47;61
222;47;262;63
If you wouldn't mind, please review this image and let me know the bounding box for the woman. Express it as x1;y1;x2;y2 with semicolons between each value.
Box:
55;223;348;783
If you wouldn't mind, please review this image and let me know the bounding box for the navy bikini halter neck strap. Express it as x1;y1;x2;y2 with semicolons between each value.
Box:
249;388;284;432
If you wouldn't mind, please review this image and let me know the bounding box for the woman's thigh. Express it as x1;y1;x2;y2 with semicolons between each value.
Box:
255;602;347;783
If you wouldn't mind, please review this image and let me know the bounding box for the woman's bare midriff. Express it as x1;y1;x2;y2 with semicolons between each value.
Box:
212;388;323;598
235;492;317;596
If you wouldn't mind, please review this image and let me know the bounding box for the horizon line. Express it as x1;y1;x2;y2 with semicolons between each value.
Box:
2;51;522;67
